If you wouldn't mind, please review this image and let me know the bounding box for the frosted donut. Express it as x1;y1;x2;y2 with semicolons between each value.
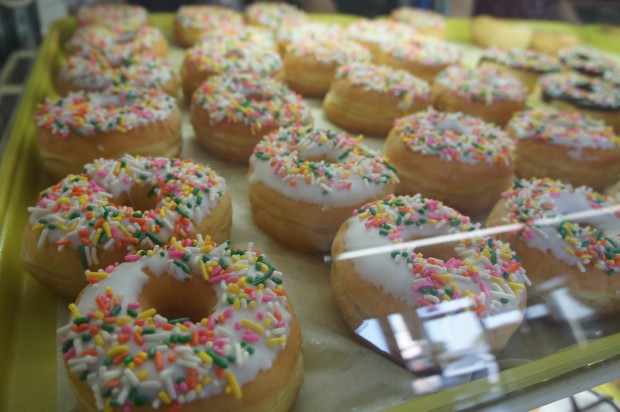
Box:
174;4;244;47
558;46;618;78
277;21;345;55
248;127;397;252
181;38;283;100
487;178;620;315
323;62;431;136
190;73;312;163
35;88;182;179
470;15;532;50
284;37;372;97
65;26;169;63
390;7;446;38
76;3;148;38
202;25;276;49
245;2;307;32
478;47;561;91
57;237;303;411
385;109;515;215
56;54;179;97
21;155;232;299
379;35;461;82
346;19;417;61
432;65;528;127
331;194;529;353
539;72;620;133
507;108;620;191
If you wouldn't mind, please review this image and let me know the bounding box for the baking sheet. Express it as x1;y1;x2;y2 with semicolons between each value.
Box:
2;13;620;412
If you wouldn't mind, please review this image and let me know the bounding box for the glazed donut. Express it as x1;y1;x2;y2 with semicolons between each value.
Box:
21;155;232;299
507;108;620;191
331;194;529;353
384;109;515;215
57;237;303;411
174;4;244;47
390;7;446;38
181;37;283;100
558;45;618;78
538;72;620;133
470;15;532;50
35;87;182;179
284;37;372;97
529;30;580;55
379;35;461;82
65;26;169;63
478;47;561;91
323;62;431;136
245;2;307;32
432;65;528;127
277;21;345;55
56;54;179;97
248;127;397;252
487;178;620;316
190;73;312;163
346;19;417;61
76;3;148;38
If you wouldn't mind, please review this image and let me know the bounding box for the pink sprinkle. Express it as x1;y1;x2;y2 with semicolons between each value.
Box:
480;281;490;297
63;347;76;362
96;170;108;178
177;382;189;394
127;302;140;310
211;266;223;277
213;338;227;347
243;332;261;343
256;311;264;320
234;322;241;330
412;281;433;291
276;319;285;328
121;325;132;334
223;308;235;318
453;291;461;299
208;316;215;329
208;273;228;284
125;254;140;262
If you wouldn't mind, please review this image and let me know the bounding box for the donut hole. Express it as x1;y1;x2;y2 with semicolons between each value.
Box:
139;271;216;323
297;147;340;164
245;92;273;102
436;116;470;136
108;185;160;213
575;81;594;92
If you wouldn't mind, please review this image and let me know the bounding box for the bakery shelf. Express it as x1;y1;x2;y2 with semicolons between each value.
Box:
1;13;620;412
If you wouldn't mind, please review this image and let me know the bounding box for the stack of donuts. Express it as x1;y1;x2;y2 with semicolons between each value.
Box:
23;3;620;411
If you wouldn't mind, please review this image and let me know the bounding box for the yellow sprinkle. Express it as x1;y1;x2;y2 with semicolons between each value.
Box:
116;316;132;326
233;298;241;311
93;310;104;320
136;351;148;360
137;370;148;380
201;376;212;386
107;345;129;357
102;222;112;239
240;319;264;335
228;283;240;294
137;308;156;319
490;276;504;284
119;224;132;237
68;303;81;317
266;337;286;345
248;301;256;310
508;282;525;290
581;254;593;260
128;362;135;370
199;259;209;280
32;224;45;231
177;323;189;332
58;197;71;205
564;246;575;255
158;391;171;404
482;249;492;260
95;333;106;346
225;371;242;399
93;228;103;245
263;317;272;328
85;270;109;279
198;352;213;364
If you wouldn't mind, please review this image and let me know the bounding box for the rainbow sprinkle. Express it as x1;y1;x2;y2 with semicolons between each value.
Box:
245;2;307;31
76;3;147;36
175;4;243;29
559;45;619;78
286;37;372;66
381;35;461;66
58;237;292;410
391;7;446;31
540;72;620;110
480;48;561;73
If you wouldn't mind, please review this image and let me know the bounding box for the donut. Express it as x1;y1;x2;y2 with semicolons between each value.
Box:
558;45;619;78
379;35;461;82
330;194;530;353
538;72;620;133
432;65;528;127
57;236;303;411
248;127;397;252
470;15;532;50
190;73;313;163
35;87;182;179
390;7;446;38
202;25;276;48
174;4;244;47
507;108;620;191
76;3;148;38
277;21;345;55
21;154;232;299
345;19;417;61
478;47;561;91
181;37;283;100
65;26;169;63
56;54;179;97
283;37;372;97
384;109;515;215
245;2;307;32
529;30;580;55
487;178;620;316
323;62;431;136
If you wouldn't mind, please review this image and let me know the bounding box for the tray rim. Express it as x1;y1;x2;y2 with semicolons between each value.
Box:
1;13;620;412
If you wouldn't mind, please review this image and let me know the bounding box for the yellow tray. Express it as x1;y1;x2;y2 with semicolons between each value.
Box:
2;13;620;412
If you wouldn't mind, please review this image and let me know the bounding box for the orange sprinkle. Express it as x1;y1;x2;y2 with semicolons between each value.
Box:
117;334;130;343
168;402;183;412
113;353;127;365
168;353;176;363
154;351;164;371
475;305;487;316
106;379;120;388
82;348;97;357
133;332;145;345
289;180;297;187
56;239;71;246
